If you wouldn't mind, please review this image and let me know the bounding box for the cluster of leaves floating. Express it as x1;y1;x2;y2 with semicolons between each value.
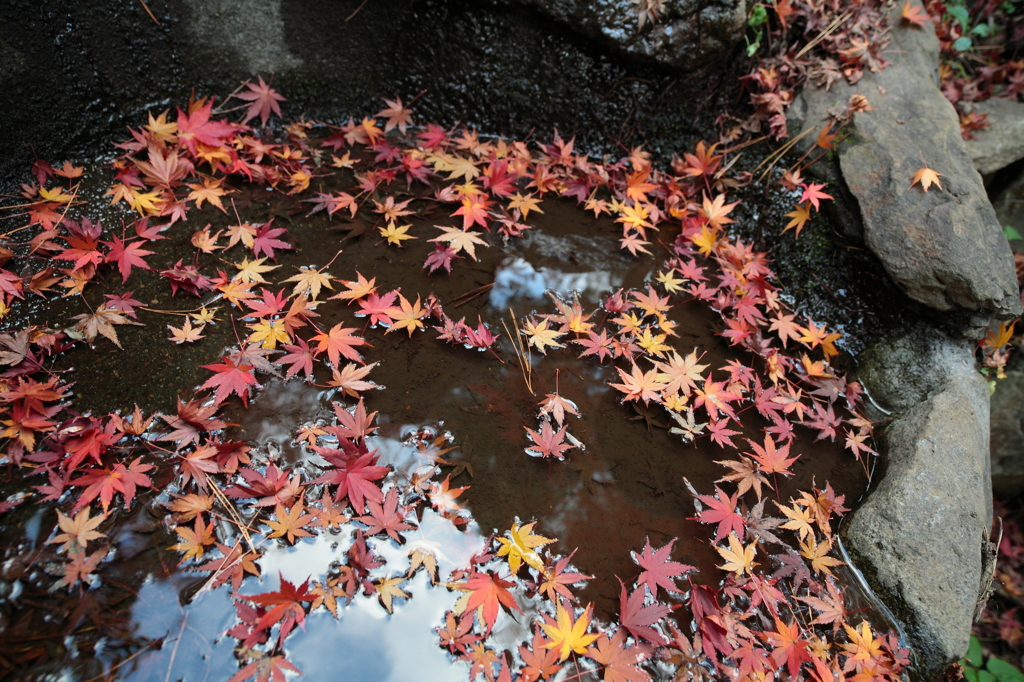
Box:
0;80;915;681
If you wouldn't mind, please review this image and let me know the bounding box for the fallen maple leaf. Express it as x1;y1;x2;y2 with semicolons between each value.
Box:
631;537;694;597
201;357;258;406
496;520;553;574
541;600;599;661
716;532;758;576
70;307;143;349
901;0;930;28
47;507;107;553
237;76;286;126
462;570;522;634
910;165;943;192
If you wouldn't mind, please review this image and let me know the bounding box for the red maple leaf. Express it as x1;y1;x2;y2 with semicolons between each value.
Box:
223;463;303;508
901;1;930;28
159;397;228;448
519;628;563;681
103;236;154;283
631;537;694;597
463;570;522;634
354;290;401;327
70;457;154;513
176;100;237;156
759;619;812;678
798;183;833;211
329;398;379;441
357;486;415;541
423;244;460;274
311;449;388;513
618;580;672;646
245;573;314;648
251;220;292;260
237;76;286;126
694;486;745;543
201;357;258;406
277;337;315;379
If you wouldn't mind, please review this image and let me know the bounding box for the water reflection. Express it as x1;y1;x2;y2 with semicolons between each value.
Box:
488;256;620;309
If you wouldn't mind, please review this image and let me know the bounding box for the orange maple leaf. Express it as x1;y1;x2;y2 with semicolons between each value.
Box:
910;166;942;192
901;1;930;28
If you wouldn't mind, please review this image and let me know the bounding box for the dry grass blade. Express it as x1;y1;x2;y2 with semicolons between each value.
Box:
208;478;257;553
501;308;534;395
795;10;853;60
754;127;816;184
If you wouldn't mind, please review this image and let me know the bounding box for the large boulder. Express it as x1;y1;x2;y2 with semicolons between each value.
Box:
787;4;1021;319
962;97;1024;176
511;0;746;67
850;325;993;680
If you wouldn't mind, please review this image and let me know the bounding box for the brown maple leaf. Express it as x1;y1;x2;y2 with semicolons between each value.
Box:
70;307;143;348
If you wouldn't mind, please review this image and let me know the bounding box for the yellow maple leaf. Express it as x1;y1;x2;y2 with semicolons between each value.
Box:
983;321;1015;350
522;317;564;354
799;536;844;577
508;192;544;219
284;266;333;300
541;602;599;662
430;226;489;261
232;257;280;284
495;521;553;574
379;223;416;246
376;575;410;614
716;532;758;576
248;319;291;349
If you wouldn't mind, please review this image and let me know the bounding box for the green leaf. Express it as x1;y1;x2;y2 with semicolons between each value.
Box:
971;23;992;37
954;36;974;51
745;29;763;56
947;5;970;29
987;657;1024;682
981;670;999;682
1004;225;1023;241
965;664;983;682
748;4;768;27
966;636;985;668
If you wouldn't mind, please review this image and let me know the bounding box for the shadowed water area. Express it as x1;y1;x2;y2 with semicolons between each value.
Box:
0;153;874;680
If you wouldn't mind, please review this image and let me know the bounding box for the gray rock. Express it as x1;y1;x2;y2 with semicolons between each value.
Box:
990;369;1024;496
511;0;746;67
963;97;1024;176
787;6;1021;319
844;365;992;680
184;0;302;75
857;324;975;415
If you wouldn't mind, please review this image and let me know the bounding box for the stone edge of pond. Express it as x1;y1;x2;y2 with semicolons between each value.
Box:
784;5;1008;679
